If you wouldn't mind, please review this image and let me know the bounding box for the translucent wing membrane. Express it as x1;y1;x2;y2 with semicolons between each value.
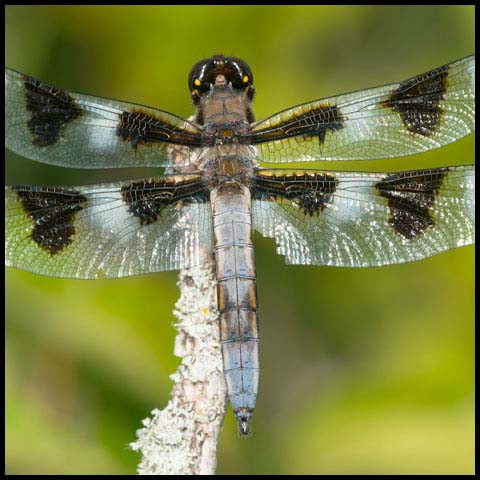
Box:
5;68;203;169
252;166;474;267
250;55;475;162
5;175;212;278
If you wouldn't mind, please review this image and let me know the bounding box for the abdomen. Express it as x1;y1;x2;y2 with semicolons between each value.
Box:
211;184;259;435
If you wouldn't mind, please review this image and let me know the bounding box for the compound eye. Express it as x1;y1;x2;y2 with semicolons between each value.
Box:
190;76;210;104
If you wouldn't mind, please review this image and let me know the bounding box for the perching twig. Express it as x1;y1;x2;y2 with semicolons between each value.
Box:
130;261;227;475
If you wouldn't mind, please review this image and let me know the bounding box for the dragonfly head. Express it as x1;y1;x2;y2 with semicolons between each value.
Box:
188;54;255;105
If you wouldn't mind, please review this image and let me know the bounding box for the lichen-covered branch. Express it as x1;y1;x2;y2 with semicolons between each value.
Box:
130;262;227;475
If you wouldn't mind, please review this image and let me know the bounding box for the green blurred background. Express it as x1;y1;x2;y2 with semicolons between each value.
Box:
5;5;474;475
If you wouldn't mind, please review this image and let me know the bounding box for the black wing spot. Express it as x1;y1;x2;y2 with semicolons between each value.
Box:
376;169;447;239
381;64;449;136
254;172;338;216
23;75;82;147
311;105;344;145
121;179;169;225
121;177;208;225
117;109;203;149
16;187;87;255
248;103;344;146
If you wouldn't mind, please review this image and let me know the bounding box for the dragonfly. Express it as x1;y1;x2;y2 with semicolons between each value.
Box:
5;54;475;435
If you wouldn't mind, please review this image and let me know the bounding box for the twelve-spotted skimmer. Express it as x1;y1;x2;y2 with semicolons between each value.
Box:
5;54;475;435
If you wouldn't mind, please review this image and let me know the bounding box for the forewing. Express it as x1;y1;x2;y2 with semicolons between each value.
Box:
252;166;474;267
249;55;474;162
5;68;203;168
5;174;212;278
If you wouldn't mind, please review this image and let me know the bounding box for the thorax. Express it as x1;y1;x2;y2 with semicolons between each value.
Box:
196;87;257;189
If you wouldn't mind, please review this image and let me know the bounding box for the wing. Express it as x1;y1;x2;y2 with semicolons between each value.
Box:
248;55;475;162
5;174;212;278
5;68;203;169
252;166;474;267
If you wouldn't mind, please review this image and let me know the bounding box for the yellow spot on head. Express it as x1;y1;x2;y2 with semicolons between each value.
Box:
242;75;249;83
202;307;209;315
194;78;202;86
